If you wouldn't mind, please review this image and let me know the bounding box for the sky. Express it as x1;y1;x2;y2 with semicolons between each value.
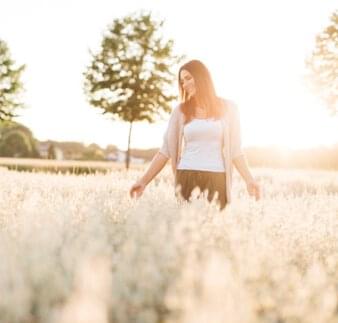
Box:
0;0;337;151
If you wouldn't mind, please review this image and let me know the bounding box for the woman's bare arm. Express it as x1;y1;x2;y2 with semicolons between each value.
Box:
129;151;169;198
129;104;178;198
232;154;254;183
233;154;261;200
139;151;169;186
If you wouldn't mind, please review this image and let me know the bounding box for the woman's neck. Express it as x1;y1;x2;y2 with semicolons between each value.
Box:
194;106;207;119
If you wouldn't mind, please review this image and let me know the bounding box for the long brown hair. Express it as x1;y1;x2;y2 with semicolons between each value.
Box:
178;60;225;124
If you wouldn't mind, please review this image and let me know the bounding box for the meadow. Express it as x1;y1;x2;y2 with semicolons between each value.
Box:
0;165;337;323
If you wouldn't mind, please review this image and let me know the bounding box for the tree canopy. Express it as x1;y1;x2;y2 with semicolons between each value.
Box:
306;10;338;115
0;39;25;121
84;11;183;168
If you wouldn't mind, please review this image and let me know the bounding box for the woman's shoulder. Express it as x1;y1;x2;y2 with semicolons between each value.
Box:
172;103;186;123
169;102;183;115
167;102;185;125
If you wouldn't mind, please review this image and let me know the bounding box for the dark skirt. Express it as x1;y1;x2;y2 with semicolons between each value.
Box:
175;169;227;210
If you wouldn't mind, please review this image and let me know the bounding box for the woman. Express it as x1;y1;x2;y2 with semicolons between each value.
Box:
129;59;260;210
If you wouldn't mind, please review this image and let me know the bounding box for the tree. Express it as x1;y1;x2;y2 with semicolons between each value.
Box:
81;144;105;161
0;121;40;158
305;10;338;115
0;130;32;157
0;39;25;121
83;11;183;169
105;144;118;154
47;143;56;159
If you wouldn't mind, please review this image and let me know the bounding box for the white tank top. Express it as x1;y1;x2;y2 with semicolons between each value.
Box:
177;118;225;172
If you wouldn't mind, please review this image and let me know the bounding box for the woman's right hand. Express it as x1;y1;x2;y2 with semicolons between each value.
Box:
129;180;146;199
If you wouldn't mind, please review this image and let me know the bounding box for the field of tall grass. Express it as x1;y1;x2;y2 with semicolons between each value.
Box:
0;166;337;323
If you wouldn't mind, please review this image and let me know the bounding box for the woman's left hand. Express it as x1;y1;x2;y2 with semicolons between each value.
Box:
246;179;261;201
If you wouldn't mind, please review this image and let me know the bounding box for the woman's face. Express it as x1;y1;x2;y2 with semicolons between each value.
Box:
180;69;196;99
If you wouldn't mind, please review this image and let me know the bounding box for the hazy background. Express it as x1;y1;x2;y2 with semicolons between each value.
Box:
0;0;337;151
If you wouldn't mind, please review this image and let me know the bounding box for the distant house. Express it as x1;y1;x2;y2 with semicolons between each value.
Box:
37;141;64;160
37;140;145;164
37;142;49;158
116;151;126;162
54;147;64;160
106;152;118;161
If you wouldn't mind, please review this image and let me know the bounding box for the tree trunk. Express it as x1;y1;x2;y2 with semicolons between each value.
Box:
126;121;133;170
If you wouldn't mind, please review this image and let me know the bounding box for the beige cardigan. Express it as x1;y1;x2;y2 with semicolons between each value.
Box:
159;98;245;204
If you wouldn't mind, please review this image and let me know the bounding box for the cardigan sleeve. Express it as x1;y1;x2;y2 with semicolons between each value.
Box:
159;130;170;159
158;104;180;159
230;101;245;160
